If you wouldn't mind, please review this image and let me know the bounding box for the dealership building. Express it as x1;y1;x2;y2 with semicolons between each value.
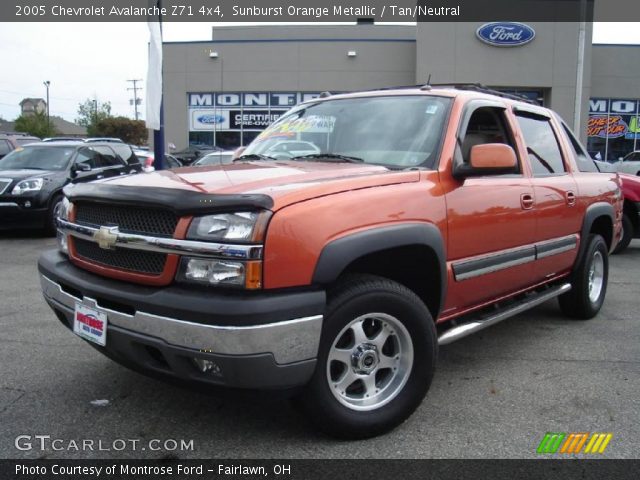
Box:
161;22;640;160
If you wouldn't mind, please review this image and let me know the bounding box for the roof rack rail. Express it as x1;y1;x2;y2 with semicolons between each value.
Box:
429;83;536;104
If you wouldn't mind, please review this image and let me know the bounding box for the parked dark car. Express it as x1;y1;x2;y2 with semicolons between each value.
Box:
172;145;222;165
0;141;141;233
0;133;41;159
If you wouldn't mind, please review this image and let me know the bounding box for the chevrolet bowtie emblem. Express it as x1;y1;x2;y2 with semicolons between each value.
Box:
94;226;119;250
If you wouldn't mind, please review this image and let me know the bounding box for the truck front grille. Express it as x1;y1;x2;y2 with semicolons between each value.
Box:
74;238;167;275
75;202;178;237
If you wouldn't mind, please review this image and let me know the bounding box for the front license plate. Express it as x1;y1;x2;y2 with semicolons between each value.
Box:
73;303;108;347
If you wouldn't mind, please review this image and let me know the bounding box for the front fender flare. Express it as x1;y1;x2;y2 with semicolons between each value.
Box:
312;223;446;316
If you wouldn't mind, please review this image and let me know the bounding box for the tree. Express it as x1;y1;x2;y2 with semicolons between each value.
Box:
94;116;147;145
76;98;112;136
14;111;58;138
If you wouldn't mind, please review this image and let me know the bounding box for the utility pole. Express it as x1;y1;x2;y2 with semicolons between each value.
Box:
127;79;143;120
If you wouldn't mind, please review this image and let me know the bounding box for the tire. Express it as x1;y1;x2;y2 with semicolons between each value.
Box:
46;194;63;236
612;213;633;254
559;234;608;320
297;274;437;439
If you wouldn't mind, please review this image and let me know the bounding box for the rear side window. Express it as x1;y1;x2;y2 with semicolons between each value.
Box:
93;146;124;168
111;144;138;165
516;114;566;175
75;148;100;169
561;123;598;173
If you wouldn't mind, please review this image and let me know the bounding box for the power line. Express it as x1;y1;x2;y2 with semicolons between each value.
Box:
126;79;143;120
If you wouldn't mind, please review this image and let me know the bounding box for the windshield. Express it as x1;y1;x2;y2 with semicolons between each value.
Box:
242;95;451;168
0;146;75;171
196;153;234;166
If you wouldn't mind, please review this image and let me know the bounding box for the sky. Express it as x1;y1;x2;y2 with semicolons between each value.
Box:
0;22;638;123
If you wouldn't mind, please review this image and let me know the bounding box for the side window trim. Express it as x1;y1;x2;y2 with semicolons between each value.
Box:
455;100;522;176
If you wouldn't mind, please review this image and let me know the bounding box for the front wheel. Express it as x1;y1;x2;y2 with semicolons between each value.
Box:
46;194;63;236
559;234;609;319
297;275;437;439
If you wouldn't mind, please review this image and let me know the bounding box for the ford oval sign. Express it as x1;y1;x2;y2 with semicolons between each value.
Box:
476;22;536;47
197;114;225;124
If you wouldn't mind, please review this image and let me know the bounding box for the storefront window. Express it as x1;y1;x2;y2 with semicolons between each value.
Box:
587;99;639;161
188;92;322;149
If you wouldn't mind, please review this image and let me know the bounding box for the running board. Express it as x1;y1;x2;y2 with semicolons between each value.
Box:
438;283;572;346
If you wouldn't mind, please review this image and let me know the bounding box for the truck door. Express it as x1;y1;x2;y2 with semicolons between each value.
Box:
513;109;580;281
441;102;536;316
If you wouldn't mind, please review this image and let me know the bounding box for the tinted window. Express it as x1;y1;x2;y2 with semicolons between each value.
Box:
625;152;640;161
111;144;138;165
516;114;566;175
93;146;123;168
74;147;100;169
561;123;598;173
0;140;11;155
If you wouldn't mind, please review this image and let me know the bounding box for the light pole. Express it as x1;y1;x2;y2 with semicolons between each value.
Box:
43;81;50;132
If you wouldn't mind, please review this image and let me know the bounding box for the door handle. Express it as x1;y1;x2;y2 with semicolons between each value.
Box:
520;193;534;210
96;175;104;179
566;191;576;206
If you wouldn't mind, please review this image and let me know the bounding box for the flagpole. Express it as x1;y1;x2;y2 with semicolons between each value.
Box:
152;0;165;170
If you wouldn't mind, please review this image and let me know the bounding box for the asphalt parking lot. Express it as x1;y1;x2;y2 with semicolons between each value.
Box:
0;232;638;459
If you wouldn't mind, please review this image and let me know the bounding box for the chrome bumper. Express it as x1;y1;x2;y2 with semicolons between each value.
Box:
40;274;323;364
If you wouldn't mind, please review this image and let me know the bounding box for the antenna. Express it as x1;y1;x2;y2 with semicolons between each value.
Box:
420;74;433;91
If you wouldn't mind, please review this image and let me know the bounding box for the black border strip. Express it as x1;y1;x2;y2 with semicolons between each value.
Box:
63;183;274;215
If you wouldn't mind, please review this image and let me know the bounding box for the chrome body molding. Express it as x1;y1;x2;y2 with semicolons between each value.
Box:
40;274;322;364
57;218;263;260
453;234;579;281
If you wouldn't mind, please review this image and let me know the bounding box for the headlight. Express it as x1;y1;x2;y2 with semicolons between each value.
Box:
12;178;43;195
56;197;72;255
187;211;270;242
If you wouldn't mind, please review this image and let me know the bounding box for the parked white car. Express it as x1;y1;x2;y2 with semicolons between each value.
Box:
617;151;640;176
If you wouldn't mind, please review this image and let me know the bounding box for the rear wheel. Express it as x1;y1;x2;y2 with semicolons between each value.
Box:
559;234;608;319
612;213;633;254
298;274;437;439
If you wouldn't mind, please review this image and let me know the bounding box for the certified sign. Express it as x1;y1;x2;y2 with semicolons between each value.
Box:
476;22;536;47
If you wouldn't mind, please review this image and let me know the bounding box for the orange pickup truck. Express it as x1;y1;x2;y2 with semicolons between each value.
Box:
38;85;622;438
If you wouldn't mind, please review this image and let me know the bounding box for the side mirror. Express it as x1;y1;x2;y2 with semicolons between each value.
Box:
454;143;517;178
232;146;246;160
72;163;91;174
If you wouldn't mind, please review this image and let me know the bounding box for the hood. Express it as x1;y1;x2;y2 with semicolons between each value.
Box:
99;161;420;210
0;169;56;181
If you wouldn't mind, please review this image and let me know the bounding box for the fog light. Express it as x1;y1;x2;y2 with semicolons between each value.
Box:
182;258;245;286
193;358;222;376
24;201;31;208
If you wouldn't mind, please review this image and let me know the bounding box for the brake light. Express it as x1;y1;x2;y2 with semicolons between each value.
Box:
144;156;154;167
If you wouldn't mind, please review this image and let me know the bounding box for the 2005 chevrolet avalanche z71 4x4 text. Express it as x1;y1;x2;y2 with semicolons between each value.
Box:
38;85;623;438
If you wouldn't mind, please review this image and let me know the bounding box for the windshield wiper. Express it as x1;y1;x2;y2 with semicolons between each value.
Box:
235;153;276;161
292;153;365;163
